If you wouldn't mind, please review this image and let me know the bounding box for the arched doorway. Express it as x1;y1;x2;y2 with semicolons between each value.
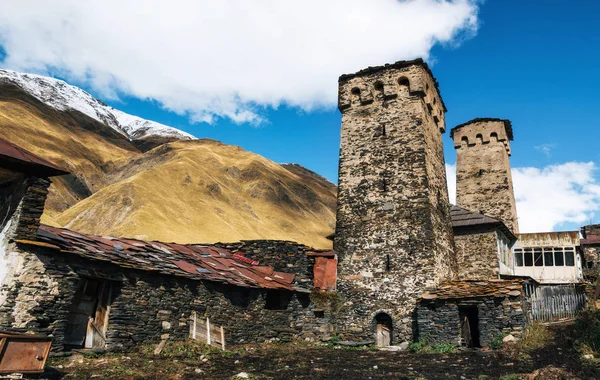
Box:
374;312;392;347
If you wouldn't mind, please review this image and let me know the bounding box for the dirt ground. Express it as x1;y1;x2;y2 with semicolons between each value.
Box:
39;323;600;380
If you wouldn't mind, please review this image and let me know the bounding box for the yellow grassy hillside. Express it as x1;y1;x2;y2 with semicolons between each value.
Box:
57;140;336;249
0;83;140;220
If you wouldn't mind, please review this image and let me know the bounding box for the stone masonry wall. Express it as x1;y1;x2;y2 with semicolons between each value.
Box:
334;60;456;344
416;296;525;347
214;240;316;289
454;227;499;279
453;119;519;234
0;242;331;351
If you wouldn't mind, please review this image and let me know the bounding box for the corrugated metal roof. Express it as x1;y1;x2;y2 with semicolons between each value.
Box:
581;234;600;246
0;137;68;177
18;225;305;292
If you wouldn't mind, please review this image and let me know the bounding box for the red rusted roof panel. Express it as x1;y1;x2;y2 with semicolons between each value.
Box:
0;138;68;176
33;225;303;292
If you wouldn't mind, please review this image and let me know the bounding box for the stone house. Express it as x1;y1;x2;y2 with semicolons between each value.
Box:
451;205;516;280
0;138;333;351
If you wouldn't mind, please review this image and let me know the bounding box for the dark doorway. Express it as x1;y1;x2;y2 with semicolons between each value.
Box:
459;306;480;348
374;313;392;347
64;278;112;349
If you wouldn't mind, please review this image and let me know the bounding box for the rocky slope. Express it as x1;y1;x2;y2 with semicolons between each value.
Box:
0;70;336;248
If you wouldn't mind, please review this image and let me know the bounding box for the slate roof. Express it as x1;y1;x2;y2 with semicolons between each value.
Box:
17;225;305;292
0;137;68;177
419;279;524;301
450;205;516;242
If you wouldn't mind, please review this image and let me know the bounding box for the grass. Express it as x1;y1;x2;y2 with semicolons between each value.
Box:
408;335;457;354
490;333;508;349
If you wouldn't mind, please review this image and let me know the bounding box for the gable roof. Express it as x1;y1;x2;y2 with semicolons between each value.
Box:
450;205;516;242
0;137;68;177
17;225;305;292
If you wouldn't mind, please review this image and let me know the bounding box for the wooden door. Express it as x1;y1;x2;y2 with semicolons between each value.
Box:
65;279;112;348
85;282;112;348
64;279;100;347
376;323;391;347
460;312;473;347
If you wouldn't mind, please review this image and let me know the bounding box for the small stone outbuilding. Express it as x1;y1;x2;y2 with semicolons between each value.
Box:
416;280;526;348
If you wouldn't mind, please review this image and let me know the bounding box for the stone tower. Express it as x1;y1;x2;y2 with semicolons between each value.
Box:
334;59;456;344
451;118;519;233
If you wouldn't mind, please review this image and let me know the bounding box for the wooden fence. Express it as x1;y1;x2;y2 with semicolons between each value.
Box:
524;283;587;322
189;312;226;350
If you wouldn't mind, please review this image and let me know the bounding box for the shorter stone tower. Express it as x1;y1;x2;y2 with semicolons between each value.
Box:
334;59;456;344
451;118;519;233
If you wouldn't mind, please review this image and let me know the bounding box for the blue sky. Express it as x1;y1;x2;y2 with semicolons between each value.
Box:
1;0;599;232
98;0;600;180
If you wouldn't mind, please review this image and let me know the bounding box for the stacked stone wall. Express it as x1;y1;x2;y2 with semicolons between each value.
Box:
454;227;499;279
0;242;330;351
334;61;455;344
416;295;525;347
214;240;315;288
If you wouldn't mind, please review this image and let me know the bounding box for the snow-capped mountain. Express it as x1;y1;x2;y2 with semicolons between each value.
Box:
0;69;195;142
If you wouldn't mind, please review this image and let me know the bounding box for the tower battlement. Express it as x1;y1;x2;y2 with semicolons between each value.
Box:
338;59;447;132
451;118;513;155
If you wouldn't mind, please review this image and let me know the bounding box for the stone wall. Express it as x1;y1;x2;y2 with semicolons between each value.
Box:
0;241;330;352
453;119;519;234
416;295;525;347
214;240;316;288
334;60;455;344
454;227;499;279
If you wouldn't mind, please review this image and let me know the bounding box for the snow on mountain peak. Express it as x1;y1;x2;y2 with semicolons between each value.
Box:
0;69;195;142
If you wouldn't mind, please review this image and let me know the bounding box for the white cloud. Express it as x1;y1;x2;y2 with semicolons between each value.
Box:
513;162;600;233
0;0;479;125
446;161;600;233
446;163;457;204
534;143;556;158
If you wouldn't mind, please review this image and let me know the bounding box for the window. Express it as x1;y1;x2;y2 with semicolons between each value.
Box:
534;249;543;267
524;249;533;266
565;250;575;266
515;249;523;266
543;249;554;266
265;290;293;310
554;250;564;266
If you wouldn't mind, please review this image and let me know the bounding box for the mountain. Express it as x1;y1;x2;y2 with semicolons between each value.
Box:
0;70;194;151
0;70;336;248
56;140;336;248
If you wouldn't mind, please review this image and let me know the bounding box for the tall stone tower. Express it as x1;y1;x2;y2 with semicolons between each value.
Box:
334;59;456;344
451;118;519;233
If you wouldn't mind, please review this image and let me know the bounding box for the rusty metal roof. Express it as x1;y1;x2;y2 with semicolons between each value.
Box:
450;205;516;242
419;279;524;301
0;137;68;177
18;225;305;292
581;234;600;246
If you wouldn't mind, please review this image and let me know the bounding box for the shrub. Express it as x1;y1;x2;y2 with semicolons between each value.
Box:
574;310;600;355
433;343;456;353
490;333;508;349
519;323;551;352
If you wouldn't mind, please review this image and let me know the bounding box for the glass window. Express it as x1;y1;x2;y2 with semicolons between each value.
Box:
554;251;564;266
565;250;575;266
515;250;523;267
524;251;533;266
534;251;543;266
543;249;554;266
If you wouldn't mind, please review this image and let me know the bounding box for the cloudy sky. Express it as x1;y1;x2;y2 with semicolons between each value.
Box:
1;0;599;233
